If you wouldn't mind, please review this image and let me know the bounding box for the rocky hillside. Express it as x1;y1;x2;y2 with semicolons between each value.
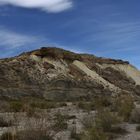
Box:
0;47;140;100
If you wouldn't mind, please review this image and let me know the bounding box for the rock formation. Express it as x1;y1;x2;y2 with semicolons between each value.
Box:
0;47;140;100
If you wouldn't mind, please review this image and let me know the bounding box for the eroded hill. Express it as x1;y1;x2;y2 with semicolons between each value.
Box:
0;47;140;140
0;47;140;100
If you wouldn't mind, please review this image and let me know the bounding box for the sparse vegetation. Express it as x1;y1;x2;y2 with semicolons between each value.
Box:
0;98;68;113
0;132;16;140
77;96;112;111
82;127;108;140
16;129;53;140
81;106;125;140
0;94;136;140
76;95;134;140
71;129;82;140
1;47;140;140
96;109;121;132
0;130;53;140
30;101;56;109
93;96;112;109
109;126;128;135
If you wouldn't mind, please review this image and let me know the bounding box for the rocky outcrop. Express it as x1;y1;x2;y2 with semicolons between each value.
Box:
0;47;140;100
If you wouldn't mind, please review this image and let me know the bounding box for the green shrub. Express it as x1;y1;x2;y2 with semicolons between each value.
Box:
77;96;111;111
94;96;111;109
82;127;108;140
110;126;128;135
30;101;57;109
82;109;121;140
77;102;95;111
10;101;23;112
16;130;53;140
25;105;36;117
96;109;121;132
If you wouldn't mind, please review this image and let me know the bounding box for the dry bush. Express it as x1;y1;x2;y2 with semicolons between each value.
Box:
94;96;112;109
113;95;134;121
81;108;123;140
30;101;56;109
53;113;68;131
0;132;16;140
19;112;52;140
9;101;24;112
71;129;82;140
81;127;108;140
77;101;95;111
0;110;53;140
0;130;53;140
0;117;12;127
0;101;10;112
16;129;53;140
77;96;112;112
130;108;140;123
136;125;140;131
96;109;121;132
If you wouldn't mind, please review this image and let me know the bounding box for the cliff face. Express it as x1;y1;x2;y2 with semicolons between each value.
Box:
0;47;140;100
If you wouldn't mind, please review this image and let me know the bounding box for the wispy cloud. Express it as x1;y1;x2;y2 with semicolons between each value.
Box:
0;26;77;58
87;22;140;44
0;27;39;49
0;27;49;58
0;0;73;13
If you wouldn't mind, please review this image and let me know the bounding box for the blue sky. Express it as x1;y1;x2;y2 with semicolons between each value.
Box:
0;0;140;69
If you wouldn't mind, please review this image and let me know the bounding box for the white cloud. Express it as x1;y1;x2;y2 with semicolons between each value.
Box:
0;27;39;48
0;0;73;13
